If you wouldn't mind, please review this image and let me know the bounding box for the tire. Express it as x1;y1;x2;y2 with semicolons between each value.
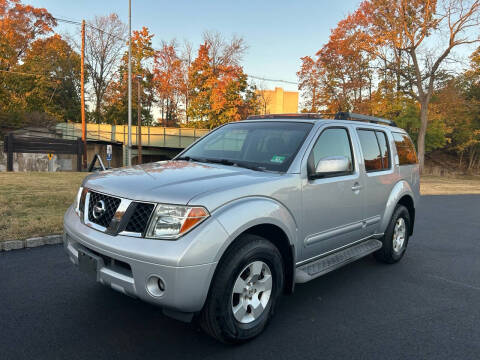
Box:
374;204;411;264
199;234;284;344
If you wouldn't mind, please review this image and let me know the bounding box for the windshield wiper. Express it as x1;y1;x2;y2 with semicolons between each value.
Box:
203;158;267;172
177;156;229;166
176;156;205;162
202;158;236;166
233;162;267;172
178;156;267;172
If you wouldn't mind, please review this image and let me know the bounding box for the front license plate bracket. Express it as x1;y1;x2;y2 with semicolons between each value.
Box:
78;250;104;279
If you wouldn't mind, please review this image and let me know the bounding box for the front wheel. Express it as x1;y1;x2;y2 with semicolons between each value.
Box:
199;234;284;343
374;205;411;264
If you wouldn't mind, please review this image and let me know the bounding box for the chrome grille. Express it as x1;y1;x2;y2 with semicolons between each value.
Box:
87;191;121;228
125;203;155;234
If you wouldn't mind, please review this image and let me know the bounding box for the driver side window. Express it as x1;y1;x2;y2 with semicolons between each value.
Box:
310;127;354;173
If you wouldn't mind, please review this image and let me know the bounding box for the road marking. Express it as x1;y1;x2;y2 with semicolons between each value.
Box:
428;274;480;291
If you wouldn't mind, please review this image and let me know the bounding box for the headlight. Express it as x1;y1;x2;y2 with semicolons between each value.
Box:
146;204;209;239
73;187;85;217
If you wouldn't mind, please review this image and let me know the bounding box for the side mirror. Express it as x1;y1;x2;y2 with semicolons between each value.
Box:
311;156;351;178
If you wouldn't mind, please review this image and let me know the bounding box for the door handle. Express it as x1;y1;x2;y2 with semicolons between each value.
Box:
351;182;363;191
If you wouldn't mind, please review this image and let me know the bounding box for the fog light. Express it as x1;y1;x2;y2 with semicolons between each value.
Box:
146;275;166;297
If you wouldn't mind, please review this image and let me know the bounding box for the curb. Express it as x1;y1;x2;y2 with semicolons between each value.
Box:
0;234;63;252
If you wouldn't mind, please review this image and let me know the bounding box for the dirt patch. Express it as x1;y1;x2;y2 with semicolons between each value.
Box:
421;175;480;195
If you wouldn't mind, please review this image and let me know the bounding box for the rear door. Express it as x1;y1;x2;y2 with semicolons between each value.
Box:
300;125;365;260
355;127;397;236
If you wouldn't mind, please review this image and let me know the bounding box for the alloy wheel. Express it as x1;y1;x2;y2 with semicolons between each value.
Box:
231;261;273;324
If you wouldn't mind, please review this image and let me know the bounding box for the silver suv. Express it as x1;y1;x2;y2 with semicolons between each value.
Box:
64;113;419;343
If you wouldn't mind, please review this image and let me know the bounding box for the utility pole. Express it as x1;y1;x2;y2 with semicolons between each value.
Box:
127;0;132;166
81;19;87;169
136;74;142;164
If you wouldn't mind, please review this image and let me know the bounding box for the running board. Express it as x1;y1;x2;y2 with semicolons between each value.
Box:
295;239;382;283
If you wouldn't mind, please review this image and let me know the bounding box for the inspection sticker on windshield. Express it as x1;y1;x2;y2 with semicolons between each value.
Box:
270;155;286;163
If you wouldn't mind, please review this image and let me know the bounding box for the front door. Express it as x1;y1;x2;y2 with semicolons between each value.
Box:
301;126;365;261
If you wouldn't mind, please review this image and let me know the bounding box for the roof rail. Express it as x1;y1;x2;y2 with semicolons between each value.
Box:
246;113;325;120
334;112;397;127
245;112;398;127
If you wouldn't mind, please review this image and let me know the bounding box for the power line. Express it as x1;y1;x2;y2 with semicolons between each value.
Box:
54;17;127;42
54;16;299;87
54;17;81;26
249;75;298;85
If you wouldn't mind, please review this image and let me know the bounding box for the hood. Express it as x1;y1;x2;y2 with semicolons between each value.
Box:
83;160;281;205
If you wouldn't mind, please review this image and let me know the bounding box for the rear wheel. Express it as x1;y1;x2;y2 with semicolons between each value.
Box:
374;205;410;264
199;234;284;344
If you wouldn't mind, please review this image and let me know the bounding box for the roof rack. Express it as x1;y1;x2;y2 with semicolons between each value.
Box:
246;112;397;127
247;113;325;120
334;112;397;127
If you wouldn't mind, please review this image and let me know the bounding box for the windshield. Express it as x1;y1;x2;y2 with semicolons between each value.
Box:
177;121;313;172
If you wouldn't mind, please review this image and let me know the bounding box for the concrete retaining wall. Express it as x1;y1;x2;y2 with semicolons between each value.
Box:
0;141;122;172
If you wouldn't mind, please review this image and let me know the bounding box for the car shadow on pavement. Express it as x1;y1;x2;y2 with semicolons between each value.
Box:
56;254;389;358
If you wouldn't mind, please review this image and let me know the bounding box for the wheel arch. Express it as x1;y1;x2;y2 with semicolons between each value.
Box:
380;180;416;236
238;223;295;294
209;223;295;295
212;197;298;295
397;194;415;235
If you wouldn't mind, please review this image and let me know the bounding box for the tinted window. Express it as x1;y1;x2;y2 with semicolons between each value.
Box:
393;133;418;165
357;130;383;171
311;128;354;173
181;122;313;172
375;131;390;169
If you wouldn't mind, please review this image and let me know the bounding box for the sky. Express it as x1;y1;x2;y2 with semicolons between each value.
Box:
28;0;362;92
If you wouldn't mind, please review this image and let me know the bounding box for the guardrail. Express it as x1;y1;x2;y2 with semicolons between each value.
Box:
55;123;210;149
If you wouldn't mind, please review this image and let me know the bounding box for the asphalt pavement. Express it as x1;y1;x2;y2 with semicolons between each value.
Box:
1;195;480;360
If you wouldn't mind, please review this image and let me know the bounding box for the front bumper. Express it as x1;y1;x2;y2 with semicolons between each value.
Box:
63;206;222;313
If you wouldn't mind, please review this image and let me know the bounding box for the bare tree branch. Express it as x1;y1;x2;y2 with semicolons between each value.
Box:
85;13;127;123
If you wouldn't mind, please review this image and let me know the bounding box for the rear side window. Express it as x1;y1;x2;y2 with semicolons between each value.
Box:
357;129;390;172
393;133;418;165
375;131;390;169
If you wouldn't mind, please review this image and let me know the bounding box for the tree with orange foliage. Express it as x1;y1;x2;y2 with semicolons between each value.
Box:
0;0;57;114
439;48;480;170
297;56;322;113
153;40;184;125
298;14;373;114
317;14;373;113
187;32;259;128
0;0;56;70
354;0;480;171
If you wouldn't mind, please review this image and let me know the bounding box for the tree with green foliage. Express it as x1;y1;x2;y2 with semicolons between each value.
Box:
19;34;81;122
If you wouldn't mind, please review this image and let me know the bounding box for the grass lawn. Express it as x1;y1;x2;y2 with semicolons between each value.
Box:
0;172;479;242
0;172;86;242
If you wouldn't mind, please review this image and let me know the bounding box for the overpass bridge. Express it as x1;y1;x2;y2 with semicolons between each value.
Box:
55;123;210;165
